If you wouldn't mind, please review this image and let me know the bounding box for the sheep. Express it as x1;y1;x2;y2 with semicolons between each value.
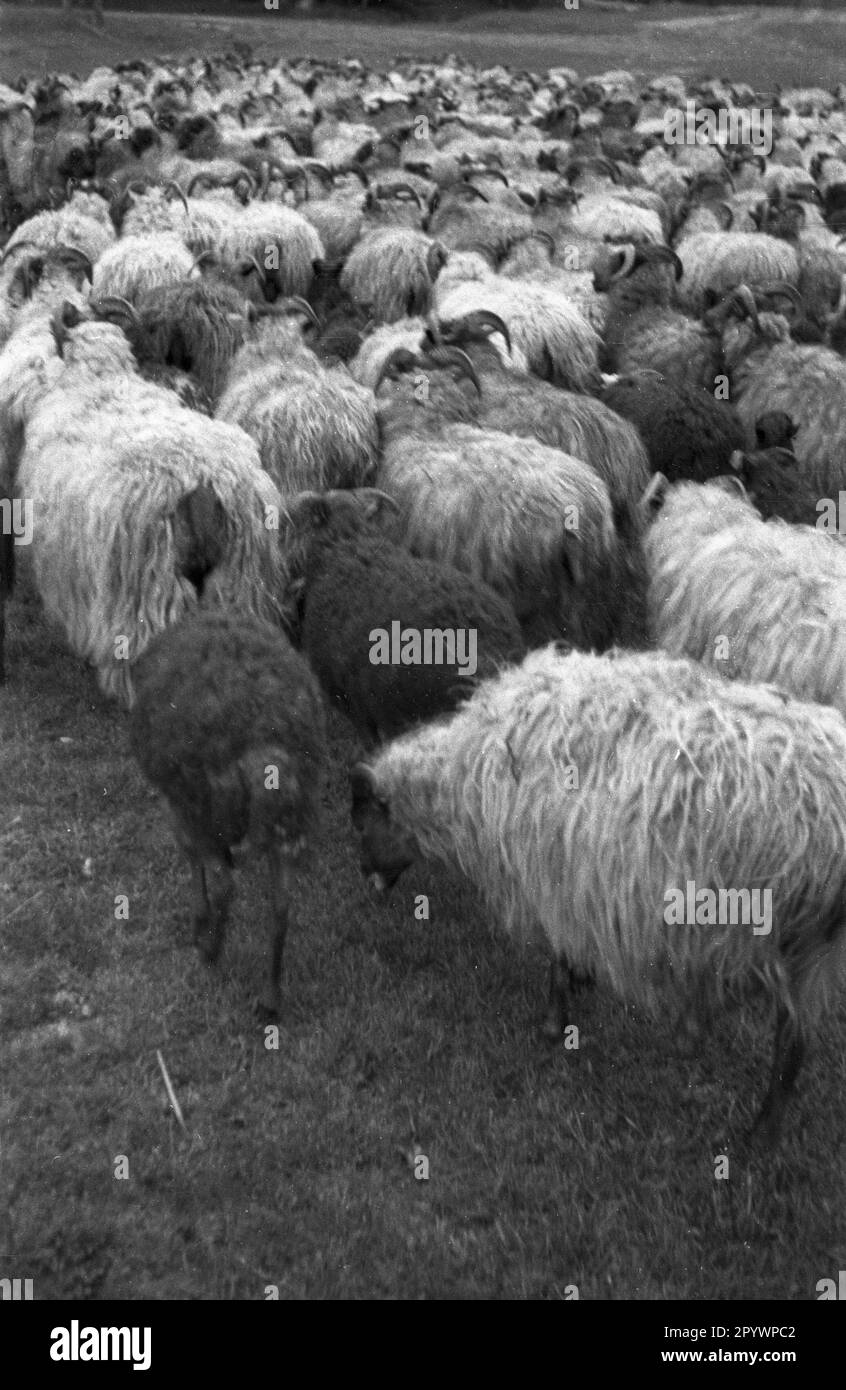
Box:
726;444;817;525
129;610;326;1019
0;241;92;347
351;644;846;1144
95;276;253;402
646;480;846;716
423;315;651;510
289;487;525;740
4;302;285;702
730;335;846;497
349;316;427;390
90;232;196;302
676;231;799;315
434;250;602;392
376;355;649;650
216;308;380;497
183;195;324;302
599;374;747;485
592;240;722;389
339;228;447;324
4;191;116;264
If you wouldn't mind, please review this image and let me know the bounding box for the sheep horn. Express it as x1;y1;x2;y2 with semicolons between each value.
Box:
0;239;42;266
466;165;510;188
239;254;266;282
755;281;803;322
527;229;555;256
441;309;512;355
90;295;139;325
164;179;190;214
305;160;333;183
375;182;423;209
648;244;684;280
424;345;482;395
190;249;218;273
55;244;93;278
450;180;490;203
726;284;761;327
374;347;422;389
187;171;215;195
340;162;369;187
611;243;639;281
280;295;320;328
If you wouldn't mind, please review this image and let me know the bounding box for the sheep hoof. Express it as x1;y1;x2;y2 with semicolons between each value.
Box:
255;990;281;1023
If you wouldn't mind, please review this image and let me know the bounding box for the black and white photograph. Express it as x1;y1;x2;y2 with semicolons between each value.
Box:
1;0;845;1333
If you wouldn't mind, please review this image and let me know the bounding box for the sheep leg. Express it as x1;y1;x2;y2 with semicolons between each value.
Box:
541;957;570;1041
750;1006;806;1147
260;844;291;1020
191;854;233;965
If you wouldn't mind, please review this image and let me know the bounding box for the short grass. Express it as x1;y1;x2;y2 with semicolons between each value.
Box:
4;3;846;89
2;556;845;1300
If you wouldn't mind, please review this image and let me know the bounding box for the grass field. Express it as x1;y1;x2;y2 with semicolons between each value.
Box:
2;4;846;1303
3;4;846;88
4;560;846;1300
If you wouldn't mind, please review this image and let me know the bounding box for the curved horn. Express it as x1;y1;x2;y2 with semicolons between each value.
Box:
755;280;803;322
55;244;93;278
164;179;190;214
0;239;42;266
646;243;684;280
727;283;761;327
187;170;215;195
89;295;139;325
440;309;512;355
374;181;424;210
466;164;510;188
374;346;421;390
449;179;489;203
526;229;555;256
424;345;482;395
190;248;218;273
611;242;639;281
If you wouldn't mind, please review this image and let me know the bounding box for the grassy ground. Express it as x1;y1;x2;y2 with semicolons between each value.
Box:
2;0;846;1305
3;560;846;1300
3;4;846;88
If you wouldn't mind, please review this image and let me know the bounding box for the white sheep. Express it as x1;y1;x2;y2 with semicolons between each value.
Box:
352;645;846;1144
646;480;846;715
2;303;284;703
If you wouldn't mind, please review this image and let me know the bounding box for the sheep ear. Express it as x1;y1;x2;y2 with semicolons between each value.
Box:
640;472;668;518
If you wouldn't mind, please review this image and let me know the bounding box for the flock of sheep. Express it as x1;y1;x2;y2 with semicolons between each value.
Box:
3;48;846;1149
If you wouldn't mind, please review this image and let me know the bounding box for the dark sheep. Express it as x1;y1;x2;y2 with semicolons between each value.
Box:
129;611;326;1018
600;373;747;484
292;489;526;741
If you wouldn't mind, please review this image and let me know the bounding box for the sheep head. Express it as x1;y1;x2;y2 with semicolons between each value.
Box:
350;763;416;895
